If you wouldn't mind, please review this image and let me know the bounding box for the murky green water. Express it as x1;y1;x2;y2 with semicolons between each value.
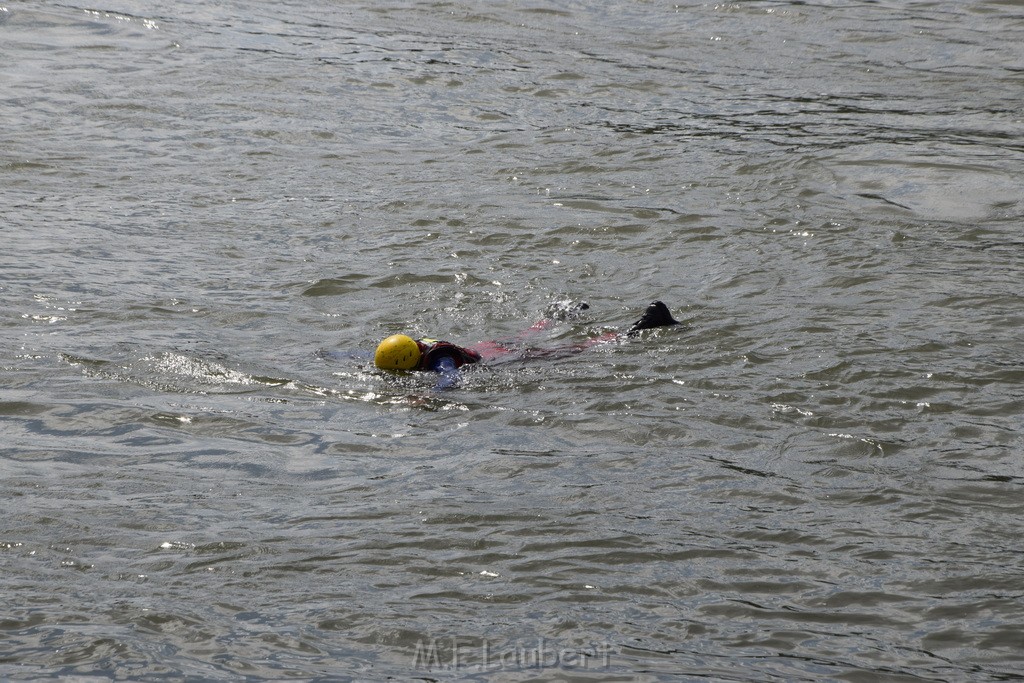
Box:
3;1;1024;680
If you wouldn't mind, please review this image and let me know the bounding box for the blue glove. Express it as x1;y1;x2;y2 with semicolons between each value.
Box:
430;355;462;391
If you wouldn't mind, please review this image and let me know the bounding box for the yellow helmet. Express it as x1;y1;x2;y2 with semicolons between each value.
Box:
374;334;421;370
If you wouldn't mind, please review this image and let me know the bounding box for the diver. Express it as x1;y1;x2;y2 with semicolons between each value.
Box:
373;300;679;390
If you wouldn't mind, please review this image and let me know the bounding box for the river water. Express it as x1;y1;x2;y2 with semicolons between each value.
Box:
3;0;1023;680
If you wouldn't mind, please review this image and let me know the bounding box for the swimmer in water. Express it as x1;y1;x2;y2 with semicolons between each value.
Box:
373;300;679;390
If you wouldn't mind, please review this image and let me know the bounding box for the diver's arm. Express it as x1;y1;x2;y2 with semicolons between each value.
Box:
430;355;462;391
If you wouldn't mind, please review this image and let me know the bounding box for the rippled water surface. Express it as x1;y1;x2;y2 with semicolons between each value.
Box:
3;0;1024;680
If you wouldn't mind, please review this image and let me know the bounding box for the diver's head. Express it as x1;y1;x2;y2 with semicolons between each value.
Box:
374;334;421;370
